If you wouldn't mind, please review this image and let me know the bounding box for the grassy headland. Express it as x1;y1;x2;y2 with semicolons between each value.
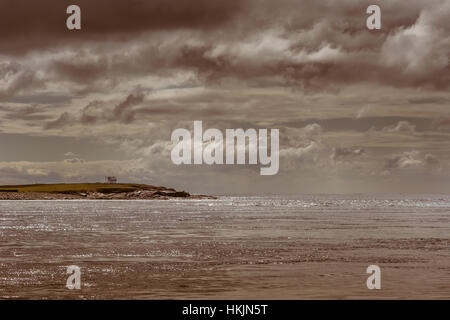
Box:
0;183;215;200
0;183;161;194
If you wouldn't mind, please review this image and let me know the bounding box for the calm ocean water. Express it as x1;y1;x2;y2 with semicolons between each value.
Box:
0;195;449;299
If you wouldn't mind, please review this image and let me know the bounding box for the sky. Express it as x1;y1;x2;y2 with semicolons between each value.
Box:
0;0;450;194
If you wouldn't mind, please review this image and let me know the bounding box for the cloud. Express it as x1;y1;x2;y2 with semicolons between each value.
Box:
425;153;440;166
44;112;72;130
113;92;146;123
281;141;323;160
63;151;84;164
43;90;147;130
384;151;440;171
331;147;365;160
382;121;416;134
0;0;245;54
279;123;330;170
2;0;449;94
64;151;79;157
380;1;450;88
0;62;39;100
63;158;84;164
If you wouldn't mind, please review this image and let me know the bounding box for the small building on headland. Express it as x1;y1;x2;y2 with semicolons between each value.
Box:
105;176;117;184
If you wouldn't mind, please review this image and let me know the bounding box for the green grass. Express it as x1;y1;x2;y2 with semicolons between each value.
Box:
0;183;161;194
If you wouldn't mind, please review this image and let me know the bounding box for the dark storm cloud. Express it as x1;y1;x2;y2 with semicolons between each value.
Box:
3;0;448;92
149;0;449;90
0;0;245;54
52;56;109;83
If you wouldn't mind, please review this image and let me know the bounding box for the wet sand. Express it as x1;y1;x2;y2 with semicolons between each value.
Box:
0;195;449;299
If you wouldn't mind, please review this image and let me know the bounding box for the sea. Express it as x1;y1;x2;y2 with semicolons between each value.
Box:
0;195;449;299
